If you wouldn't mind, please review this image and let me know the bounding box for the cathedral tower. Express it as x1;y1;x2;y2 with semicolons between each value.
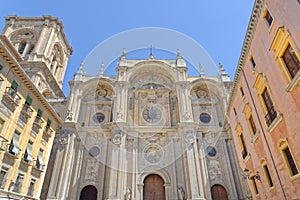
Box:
2;15;72;98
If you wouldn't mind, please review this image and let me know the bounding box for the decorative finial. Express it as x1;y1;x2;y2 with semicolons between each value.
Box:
219;62;224;71
77;62;84;74
199;64;205;76
149;45;154;60
177;48;182;58
218;62;229;78
99;62;104;77
122;48;126;58
74;62;85;80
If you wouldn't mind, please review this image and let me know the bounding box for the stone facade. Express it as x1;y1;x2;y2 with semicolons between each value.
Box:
43;50;249;199
227;0;300;199
0;15;251;200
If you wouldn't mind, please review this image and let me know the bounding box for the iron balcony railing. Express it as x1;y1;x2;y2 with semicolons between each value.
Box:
265;106;277;127
4;87;21;105
242;149;248;159
21;104;33;117
7;143;21;157
33;116;43;128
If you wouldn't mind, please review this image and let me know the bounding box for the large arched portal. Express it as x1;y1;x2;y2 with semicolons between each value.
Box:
80;185;97;200
211;184;228;200
143;174;166;200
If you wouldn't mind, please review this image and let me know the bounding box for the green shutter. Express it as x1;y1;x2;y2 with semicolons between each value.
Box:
37;109;43;117
25;96;32;105
11;132;20;155
12;132;20;146
26;142;33;162
11;80;18;90
47;119;52;126
38;150;43;165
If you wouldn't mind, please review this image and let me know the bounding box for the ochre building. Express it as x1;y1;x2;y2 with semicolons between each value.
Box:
0;15;71;199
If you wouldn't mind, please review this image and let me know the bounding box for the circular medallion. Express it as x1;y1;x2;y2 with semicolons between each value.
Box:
97;88;107;97
144;144;163;163
206;146;217;157
89;146;100;157
143;106;162;123
199;113;211;123
112;134;122;145
93;113;105;123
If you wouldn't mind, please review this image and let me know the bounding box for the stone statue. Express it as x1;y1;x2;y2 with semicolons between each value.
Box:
125;188;131;200
66;110;73;121
177;186;185;200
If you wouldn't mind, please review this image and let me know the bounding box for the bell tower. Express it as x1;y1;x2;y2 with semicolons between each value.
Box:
2;15;73;98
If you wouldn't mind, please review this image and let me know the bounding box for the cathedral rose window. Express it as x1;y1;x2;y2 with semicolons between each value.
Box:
206;146;217;157
93;113;105;123
143;106;162;123
199;113;211;123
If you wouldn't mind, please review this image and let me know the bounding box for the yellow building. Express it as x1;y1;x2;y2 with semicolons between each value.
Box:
0;15;72;199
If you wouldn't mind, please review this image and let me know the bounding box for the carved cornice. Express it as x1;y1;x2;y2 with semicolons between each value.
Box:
227;0;264;113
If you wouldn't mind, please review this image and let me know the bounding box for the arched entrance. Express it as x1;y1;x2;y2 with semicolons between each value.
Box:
211;184;228;200
143;174;165;200
80;185;97;200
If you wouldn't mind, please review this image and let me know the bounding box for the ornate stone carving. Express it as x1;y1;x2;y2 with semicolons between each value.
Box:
66;110;73;121
112;133;122;145
125;188;131;200
143;106;162;123
184;130;195;144
143;144;163;163
177;186;186;200
85;158;98;181
208;160;221;181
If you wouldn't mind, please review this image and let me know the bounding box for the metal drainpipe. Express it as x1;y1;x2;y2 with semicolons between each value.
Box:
241;68;287;200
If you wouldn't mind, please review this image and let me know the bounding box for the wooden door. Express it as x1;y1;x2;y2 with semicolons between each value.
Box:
211;184;228;200
80;185;97;200
143;174;165;200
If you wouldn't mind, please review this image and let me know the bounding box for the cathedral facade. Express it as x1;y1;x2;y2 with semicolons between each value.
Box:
43;52;249;199
0;15;250;200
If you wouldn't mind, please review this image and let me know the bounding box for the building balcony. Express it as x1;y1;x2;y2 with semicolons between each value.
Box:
19;104;33;123
44;126;53;137
3;87;21;106
22;152;33;164
21;104;33;117
32;116;43;133
265;106;277;127
33;160;45;171
6;143;21;158
1;87;21;112
0;135;8;151
242;149;248;160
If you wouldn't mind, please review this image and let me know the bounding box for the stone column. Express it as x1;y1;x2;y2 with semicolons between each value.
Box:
107;130;127;200
197;133;210;199
47;126;77;199
176;82;193;122
22;42;30;57
182;128;206;200
35;22;48;55
115;82;128;122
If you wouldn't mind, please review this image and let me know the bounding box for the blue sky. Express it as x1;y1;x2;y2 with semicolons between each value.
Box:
0;0;255;95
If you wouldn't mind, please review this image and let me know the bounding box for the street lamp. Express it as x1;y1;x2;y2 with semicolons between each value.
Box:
243;168;261;181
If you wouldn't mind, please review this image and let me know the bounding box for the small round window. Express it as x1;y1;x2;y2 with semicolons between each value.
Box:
199;113;211;123
89;146;100;157
93;113;105;123
206;146;217;157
